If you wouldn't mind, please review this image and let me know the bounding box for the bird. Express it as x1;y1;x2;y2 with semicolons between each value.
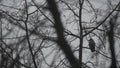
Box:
88;38;95;52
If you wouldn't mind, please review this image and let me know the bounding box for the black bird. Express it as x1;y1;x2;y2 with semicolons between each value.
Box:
88;38;95;52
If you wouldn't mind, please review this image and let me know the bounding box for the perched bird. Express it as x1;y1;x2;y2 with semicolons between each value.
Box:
88;38;95;52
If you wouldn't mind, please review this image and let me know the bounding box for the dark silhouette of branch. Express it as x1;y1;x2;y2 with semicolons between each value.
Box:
79;0;84;68
24;0;37;68
46;0;80;68
108;13;118;68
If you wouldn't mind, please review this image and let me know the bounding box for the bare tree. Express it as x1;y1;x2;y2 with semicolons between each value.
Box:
0;0;120;68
